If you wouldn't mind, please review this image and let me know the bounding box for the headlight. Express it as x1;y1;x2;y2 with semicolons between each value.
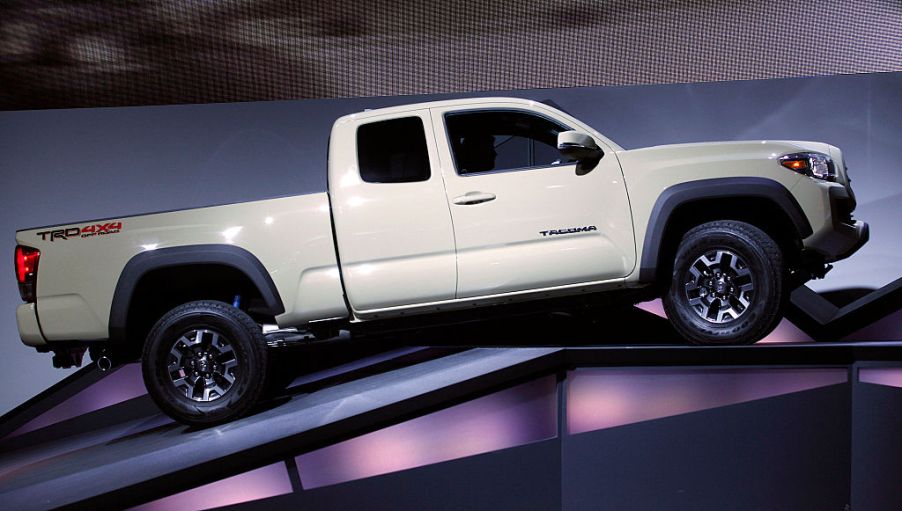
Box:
778;152;836;181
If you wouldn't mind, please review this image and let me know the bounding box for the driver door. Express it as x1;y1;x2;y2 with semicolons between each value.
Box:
430;104;635;299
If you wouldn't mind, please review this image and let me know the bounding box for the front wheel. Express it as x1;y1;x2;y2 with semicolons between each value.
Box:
662;220;784;345
142;300;269;426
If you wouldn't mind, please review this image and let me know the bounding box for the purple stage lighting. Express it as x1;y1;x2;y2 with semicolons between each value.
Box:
11;364;147;437
296;375;558;489
567;367;848;435
130;462;293;511
859;367;902;388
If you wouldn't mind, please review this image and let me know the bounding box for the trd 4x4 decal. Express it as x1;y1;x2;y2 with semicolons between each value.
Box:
37;222;123;241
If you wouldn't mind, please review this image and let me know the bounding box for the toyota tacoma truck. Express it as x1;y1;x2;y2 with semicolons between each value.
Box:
14;97;868;425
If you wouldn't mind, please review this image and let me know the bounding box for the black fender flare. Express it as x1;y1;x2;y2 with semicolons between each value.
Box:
108;244;285;342
638;177;813;282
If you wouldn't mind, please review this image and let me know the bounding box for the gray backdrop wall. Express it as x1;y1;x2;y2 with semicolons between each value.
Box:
0;71;899;415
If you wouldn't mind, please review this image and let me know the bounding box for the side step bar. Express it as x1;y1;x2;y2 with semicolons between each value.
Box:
263;328;316;348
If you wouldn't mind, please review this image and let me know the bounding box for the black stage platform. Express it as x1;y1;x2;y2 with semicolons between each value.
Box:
1;278;900;510
1;339;901;511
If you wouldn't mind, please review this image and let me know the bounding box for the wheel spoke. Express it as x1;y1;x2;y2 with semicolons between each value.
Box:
183;334;202;347
221;371;236;384
729;256;749;277
716;306;735;323
212;342;233;356
183;377;196;399
713;250;725;266
688;264;702;280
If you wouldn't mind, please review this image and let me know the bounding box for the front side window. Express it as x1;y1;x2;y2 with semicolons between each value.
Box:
445;110;574;175
357;116;431;183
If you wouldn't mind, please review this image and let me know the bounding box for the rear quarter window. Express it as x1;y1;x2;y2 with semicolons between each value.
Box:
357;117;431;183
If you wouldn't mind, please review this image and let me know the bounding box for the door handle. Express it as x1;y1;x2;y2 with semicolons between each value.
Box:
452;191;496;205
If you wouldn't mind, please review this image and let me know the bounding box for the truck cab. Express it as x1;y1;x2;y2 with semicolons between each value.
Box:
329;99;635;319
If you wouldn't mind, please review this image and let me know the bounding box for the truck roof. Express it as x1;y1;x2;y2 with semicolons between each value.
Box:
341;96;547;121
337;95;624;153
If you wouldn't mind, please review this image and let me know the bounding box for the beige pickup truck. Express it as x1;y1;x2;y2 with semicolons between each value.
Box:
14;97;868;424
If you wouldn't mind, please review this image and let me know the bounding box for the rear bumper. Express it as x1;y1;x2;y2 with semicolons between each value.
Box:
17;303;46;346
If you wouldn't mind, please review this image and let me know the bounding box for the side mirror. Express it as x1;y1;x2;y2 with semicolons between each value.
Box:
558;131;603;162
558;131;603;175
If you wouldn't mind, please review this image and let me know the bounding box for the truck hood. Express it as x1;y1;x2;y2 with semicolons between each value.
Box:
615;140;850;188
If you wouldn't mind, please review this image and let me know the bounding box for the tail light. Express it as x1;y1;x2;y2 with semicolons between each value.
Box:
15;245;40;302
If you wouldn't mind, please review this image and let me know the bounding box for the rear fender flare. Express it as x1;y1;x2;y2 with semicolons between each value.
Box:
108;244;284;342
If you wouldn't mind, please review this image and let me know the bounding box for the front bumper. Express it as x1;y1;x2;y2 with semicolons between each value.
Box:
837;220;869;260
17;303;46;346
804;186;868;262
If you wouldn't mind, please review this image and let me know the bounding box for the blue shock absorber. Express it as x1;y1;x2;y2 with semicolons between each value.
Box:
232;294;242;308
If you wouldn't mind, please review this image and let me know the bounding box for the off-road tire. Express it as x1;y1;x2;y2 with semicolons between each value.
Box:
663;220;784;345
142;300;269;426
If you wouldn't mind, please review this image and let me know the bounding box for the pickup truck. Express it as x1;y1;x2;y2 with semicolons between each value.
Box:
14;97;868;425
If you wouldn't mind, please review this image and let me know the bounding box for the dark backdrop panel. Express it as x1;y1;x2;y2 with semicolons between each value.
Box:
851;372;902;510
562;385;852;511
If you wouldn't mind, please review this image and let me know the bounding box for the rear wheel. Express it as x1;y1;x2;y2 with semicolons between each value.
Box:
142;300;269;426
662;220;784;345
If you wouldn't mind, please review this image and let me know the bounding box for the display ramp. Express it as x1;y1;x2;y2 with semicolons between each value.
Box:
0;347;562;510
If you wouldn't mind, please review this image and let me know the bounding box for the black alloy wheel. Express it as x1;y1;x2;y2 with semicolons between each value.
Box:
663;220;785;345
142;300;269;425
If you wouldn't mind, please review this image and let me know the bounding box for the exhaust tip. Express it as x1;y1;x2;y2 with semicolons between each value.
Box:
96;356;113;372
